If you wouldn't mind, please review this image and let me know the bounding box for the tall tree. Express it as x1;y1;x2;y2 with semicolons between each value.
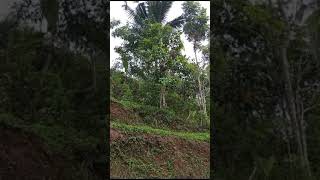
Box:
123;1;184;29
115;1;185;108
182;1;209;125
212;0;320;179
14;0;109;92
113;22;184;108
273;0;319;177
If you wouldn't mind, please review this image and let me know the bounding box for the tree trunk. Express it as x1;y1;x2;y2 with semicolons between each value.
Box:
285;106;294;179
280;40;310;177
280;41;302;163
92;57;97;92
248;165;257;180
160;85;167;108
41;33;53;74
42;51;52;74
194;43;207;119
282;98;295;180
300;102;312;178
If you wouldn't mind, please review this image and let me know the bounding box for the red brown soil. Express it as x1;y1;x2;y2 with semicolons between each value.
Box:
110;128;123;141
0;125;63;179
110;101;139;123
110;128;209;156
110;100;210;178
110;128;210;178
141;134;210;157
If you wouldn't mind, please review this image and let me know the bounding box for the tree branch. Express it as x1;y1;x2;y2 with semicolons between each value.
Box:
248;165;257;180
304;103;320;114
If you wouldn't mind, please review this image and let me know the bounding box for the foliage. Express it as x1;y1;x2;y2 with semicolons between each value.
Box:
0;24;106;179
182;1;209;46
111;9;210;129
111;121;209;142
123;1;184;29
212;0;320;179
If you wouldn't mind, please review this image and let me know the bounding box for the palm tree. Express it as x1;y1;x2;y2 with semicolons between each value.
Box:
123;1;184;29
121;1;184;109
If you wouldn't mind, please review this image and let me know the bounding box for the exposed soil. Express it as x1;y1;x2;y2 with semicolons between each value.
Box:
110;128;210;178
110;128;123;141
0;124;63;180
110;101;140;123
110;100;210;178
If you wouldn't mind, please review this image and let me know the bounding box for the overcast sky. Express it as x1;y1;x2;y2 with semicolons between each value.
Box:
0;0;16;20
110;1;210;67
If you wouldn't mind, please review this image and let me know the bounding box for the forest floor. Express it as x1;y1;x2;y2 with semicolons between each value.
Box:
110;100;210;178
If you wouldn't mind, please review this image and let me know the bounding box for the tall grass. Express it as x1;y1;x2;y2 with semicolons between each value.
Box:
111;121;209;142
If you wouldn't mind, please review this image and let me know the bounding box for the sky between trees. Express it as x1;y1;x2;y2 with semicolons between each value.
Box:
110;1;210;67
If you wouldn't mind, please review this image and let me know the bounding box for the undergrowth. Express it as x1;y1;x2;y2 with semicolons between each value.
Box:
111;121;209;142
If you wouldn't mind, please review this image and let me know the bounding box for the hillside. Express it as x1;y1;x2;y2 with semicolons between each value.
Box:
110;100;210;178
0;124;63;179
110;1;210;178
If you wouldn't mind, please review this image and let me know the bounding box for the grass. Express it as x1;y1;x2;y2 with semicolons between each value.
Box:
0;113;99;156
111;121;209;142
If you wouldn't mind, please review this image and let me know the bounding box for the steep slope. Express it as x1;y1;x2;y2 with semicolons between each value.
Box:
110;100;210;178
0;124;64;179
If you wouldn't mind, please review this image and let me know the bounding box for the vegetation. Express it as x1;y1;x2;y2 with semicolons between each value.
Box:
212;0;320;179
0;0;108;179
111;2;210;131
110;1;210;178
111;121;209;142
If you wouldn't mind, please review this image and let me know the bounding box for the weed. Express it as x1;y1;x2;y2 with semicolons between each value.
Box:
167;159;174;177
111;121;209;142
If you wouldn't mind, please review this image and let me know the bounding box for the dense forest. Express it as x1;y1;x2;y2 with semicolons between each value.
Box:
212;0;320;179
0;0;319;179
0;0;108;179
111;1;210;131
110;1;210;178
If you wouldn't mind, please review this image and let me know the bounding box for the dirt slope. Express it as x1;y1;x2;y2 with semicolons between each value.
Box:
110;101;140;124
110;99;210;178
0;124;64;179
110;127;209;178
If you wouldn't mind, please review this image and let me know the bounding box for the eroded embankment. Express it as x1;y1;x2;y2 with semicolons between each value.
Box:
0;124;64;179
110;127;210;178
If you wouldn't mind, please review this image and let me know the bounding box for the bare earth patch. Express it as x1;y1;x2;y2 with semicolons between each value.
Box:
110;128;210;178
0;125;64;179
110;101;140;123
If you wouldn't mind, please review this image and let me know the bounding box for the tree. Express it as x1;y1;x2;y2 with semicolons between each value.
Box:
113;21;184;108
182;1;209;125
212;0;320;179
123;1;184;29
14;0;109;92
271;0;319;177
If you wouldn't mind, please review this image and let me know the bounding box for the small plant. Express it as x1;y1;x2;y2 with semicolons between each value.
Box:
167;159;174;177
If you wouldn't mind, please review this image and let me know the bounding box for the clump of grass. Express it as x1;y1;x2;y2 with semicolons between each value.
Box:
119;100;142;110
111;121;209;142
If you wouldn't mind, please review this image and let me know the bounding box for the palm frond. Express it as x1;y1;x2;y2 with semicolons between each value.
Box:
123;1;128;10
136;2;148;20
146;1;158;22
146;1;173;23
123;1;180;29
159;1;173;23
122;3;143;27
122;3;135;19
166;15;185;28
